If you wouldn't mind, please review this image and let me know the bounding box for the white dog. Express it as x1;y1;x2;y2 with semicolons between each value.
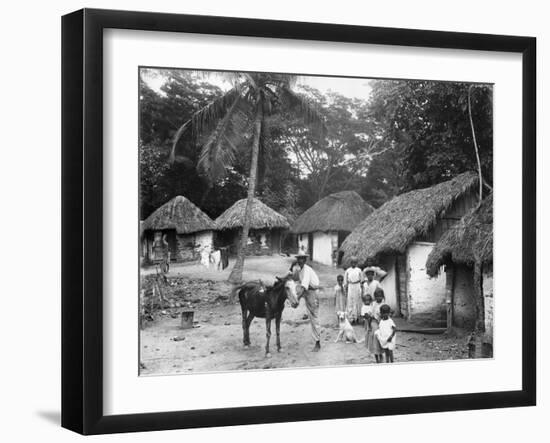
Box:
334;311;364;343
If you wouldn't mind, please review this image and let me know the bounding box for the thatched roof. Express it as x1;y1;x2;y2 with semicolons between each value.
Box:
290;191;374;234
340;172;479;265
426;194;492;276
142;195;216;234
215;198;290;230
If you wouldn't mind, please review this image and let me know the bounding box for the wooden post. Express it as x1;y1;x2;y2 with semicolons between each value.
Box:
473;261;485;332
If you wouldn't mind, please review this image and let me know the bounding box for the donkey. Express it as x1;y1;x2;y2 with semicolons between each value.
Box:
238;276;301;357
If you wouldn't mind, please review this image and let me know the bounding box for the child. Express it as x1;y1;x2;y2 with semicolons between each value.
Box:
371;287;386;321
367;288;386;363
334;275;346;314
361;293;376;352
375;304;397;363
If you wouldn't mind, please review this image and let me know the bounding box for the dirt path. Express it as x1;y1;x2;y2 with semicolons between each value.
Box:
141;255;341;288
140;267;470;375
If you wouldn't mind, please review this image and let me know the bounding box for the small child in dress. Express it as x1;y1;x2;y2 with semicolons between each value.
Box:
361;293;374;345
375;304;397;363
334;275;346;316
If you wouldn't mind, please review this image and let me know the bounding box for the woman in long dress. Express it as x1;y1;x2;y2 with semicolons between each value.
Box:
344;257;363;323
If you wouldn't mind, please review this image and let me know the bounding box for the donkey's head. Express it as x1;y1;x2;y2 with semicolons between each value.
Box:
276;276;300;308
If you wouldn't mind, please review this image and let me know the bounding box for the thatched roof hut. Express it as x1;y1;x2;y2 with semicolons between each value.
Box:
142;195;217;234
215;198;290;230
290;191;374;234
340;172;479;264
426;193;492;277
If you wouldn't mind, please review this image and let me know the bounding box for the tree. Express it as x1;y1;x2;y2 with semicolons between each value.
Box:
139;70;230;219
271;87;383;209
170;73;324;284
367;80;493;192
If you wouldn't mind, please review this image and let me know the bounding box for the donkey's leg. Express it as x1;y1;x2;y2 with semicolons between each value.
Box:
275;314;282;352
241;307;248;347
265;318;272;358
244;312;254;347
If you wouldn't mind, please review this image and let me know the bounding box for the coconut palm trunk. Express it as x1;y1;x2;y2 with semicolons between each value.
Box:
228;95;263;284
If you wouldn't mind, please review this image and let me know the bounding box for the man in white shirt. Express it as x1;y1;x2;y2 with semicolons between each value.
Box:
290;251;321;352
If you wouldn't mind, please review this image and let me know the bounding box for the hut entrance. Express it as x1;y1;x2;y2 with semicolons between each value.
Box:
165;230;177;261
308;232;314;257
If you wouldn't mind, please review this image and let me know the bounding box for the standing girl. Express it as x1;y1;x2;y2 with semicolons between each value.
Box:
334;275;346;314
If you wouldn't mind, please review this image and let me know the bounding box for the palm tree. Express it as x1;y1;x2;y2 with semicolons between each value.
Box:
170;72;325;284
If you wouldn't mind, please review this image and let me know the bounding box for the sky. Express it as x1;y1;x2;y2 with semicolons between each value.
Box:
142;69;373;101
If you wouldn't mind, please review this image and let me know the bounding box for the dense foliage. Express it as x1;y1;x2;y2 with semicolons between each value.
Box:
139;70;493;221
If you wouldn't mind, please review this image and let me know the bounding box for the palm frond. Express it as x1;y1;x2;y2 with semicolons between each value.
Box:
169;87;241;163
279;86;326;135
197;97;251;182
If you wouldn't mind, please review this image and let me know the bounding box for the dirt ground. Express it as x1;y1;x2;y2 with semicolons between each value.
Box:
140;256;471;375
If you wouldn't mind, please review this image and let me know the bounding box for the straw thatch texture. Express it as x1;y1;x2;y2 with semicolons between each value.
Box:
215;198;290;230
142;195;216;234
340;172;479;264
426;193;492;276
290;191;374;234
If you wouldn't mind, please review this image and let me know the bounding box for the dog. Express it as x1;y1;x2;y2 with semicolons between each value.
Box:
334;311;364;343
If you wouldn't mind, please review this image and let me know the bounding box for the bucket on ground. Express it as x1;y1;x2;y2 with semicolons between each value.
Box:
181;311;194;329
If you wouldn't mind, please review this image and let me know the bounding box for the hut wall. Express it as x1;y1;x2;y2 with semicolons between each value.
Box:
452;264;477;329
222;228;278;256
483;265;494;344
312;231;338;266
175;234;197;262
406;242;447;326
195;231;214;251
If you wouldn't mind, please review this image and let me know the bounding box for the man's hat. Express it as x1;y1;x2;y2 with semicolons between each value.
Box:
295;250;309;259
350;256;358;263
364;266;377;273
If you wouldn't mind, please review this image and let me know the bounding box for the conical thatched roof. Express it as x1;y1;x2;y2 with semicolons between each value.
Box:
216;198;290;230
426;193;492;276
340;172;479;265
142;195;216;234
291;191;374;234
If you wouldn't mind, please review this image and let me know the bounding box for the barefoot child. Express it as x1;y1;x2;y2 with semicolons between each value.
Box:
375;304;397;363
334;275;346;314
361;293;376;355
368;288;386;363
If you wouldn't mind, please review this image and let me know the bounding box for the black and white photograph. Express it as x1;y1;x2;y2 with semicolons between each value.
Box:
138;68;494;375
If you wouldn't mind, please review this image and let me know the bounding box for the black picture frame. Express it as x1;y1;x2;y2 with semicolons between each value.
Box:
62;8;536;435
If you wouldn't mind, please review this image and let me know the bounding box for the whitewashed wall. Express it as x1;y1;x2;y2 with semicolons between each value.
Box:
407;242;447;324
195;231;214;250
312;231;337;266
